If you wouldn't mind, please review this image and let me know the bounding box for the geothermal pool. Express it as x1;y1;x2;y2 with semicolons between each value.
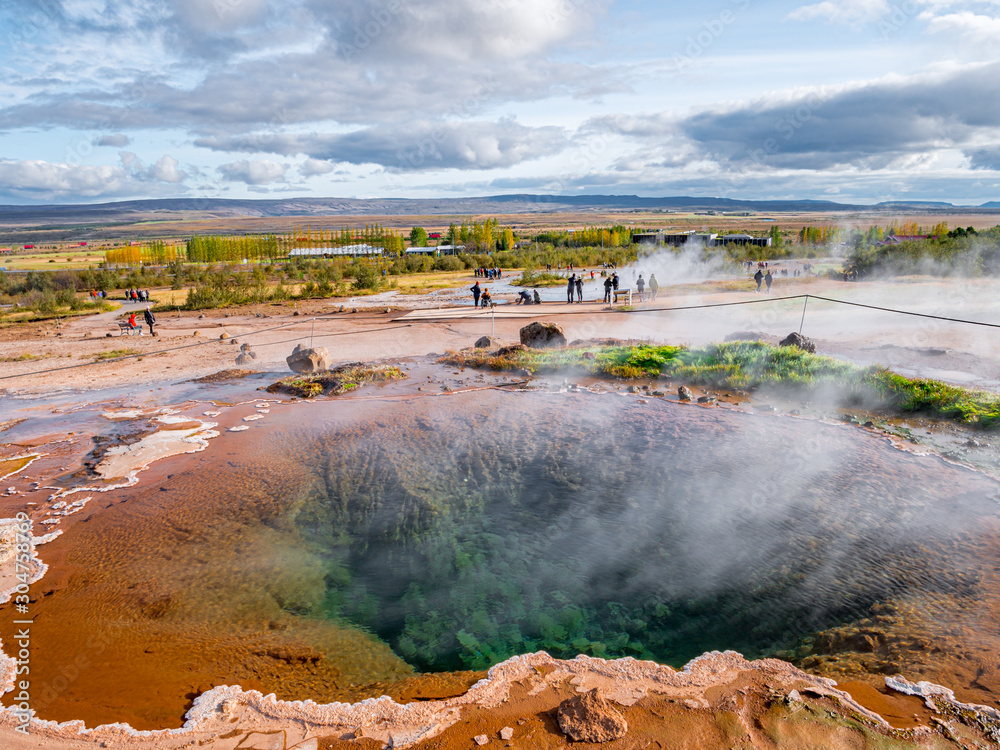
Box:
3;382;1000;730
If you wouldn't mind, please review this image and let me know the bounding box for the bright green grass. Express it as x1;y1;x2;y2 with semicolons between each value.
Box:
443;341;1000;429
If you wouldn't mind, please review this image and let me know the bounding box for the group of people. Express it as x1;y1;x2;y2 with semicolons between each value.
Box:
126;288;150;302
753;268;774;294
516;289;542;305
635;274;659;300
88;290;107;299
566;274;584;303
125;306;156;335
474;267;503;280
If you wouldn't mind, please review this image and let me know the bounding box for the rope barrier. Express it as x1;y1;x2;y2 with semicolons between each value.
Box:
3;291;997;382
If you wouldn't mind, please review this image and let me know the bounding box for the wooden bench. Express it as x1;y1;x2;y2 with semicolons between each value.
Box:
612;288;632;305
117;321;140;336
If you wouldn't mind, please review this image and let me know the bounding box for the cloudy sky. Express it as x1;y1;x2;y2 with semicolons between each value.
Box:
2;0;1000;205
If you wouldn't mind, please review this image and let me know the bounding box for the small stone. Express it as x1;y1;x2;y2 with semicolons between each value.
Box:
231;338;239;345
697;395;716;405
652;390;665;397
678;386;693;402
499;727;514;740
582;351;596;360
474;734;489;746
384;307;391;314
637;398;648;404
627;385;639;393
220;333;229;340
293;311;300;316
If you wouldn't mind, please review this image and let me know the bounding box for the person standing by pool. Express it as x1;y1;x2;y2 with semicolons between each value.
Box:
637;274;645;298
567;273;576;303
143;305;156;336
649;274;659;300
612;273;619;291
764;269;773;294
603;275;613;303
575;275;583;302
753;268;764;293
471;281;481;307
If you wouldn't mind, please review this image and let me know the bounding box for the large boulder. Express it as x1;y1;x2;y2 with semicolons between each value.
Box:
556;689;628;743
779;331;816;353
519;321;566;349
286;344;331;373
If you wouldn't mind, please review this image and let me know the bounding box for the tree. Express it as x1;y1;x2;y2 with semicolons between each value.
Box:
409;227;428;247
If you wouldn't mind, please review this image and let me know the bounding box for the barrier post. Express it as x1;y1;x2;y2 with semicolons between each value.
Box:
799;296;809;335
310;319;315;348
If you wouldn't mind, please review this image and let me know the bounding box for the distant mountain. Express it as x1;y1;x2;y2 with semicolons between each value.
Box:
1;194;997;227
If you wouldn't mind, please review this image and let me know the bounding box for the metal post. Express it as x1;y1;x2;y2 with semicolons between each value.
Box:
491;305;495;338
310;318;315;348
799;296;809;335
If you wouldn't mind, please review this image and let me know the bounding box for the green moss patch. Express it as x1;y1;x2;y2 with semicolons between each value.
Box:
267;363;404;398
443;341;1000;429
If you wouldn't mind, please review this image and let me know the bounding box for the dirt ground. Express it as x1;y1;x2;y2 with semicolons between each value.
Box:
3;273;1000;749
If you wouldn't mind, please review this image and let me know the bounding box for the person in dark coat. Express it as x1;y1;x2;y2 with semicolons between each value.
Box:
567;274;576;303
753;268;764;293
471;281;481;307
603;276;613;303
764;270;773;294
575;276;583;302
533;289;542;304
611;273;619;291
143;306;156;335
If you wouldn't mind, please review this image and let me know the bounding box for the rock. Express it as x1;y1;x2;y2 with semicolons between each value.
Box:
652;390;665;397
220;333;229;340
475;336;501;349
519;321;567;349
627;385;639;393
779;331;816;353
384;307;391;314
582;351;596;360
678;386;692;401
697;395;716;405
499;727;514;740
496;344;526;356
105;332;112;337
556;689;628;743
231;338;239;345
286;344;331;374
293;311;300;316
474;735;489;746
235;344;257;366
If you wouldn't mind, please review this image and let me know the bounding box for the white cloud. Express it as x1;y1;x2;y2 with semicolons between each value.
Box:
198;120;568;171
217;159;288;184
787;0;891;25
924;10;1000;42
299;158;336;176
148;154;186;182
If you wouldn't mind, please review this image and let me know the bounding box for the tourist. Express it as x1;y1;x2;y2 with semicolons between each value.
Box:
637;275;645;297
575;275;583;302
127;311;139;333
533;289;541;305
516;290;532;305
480;288;491;307
143;305;156;335
765;270;773;294
649;274;659;300
567;273;576;304
603;276;612;303
612;273;619;291
470;281;481;307
754;268;764;293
